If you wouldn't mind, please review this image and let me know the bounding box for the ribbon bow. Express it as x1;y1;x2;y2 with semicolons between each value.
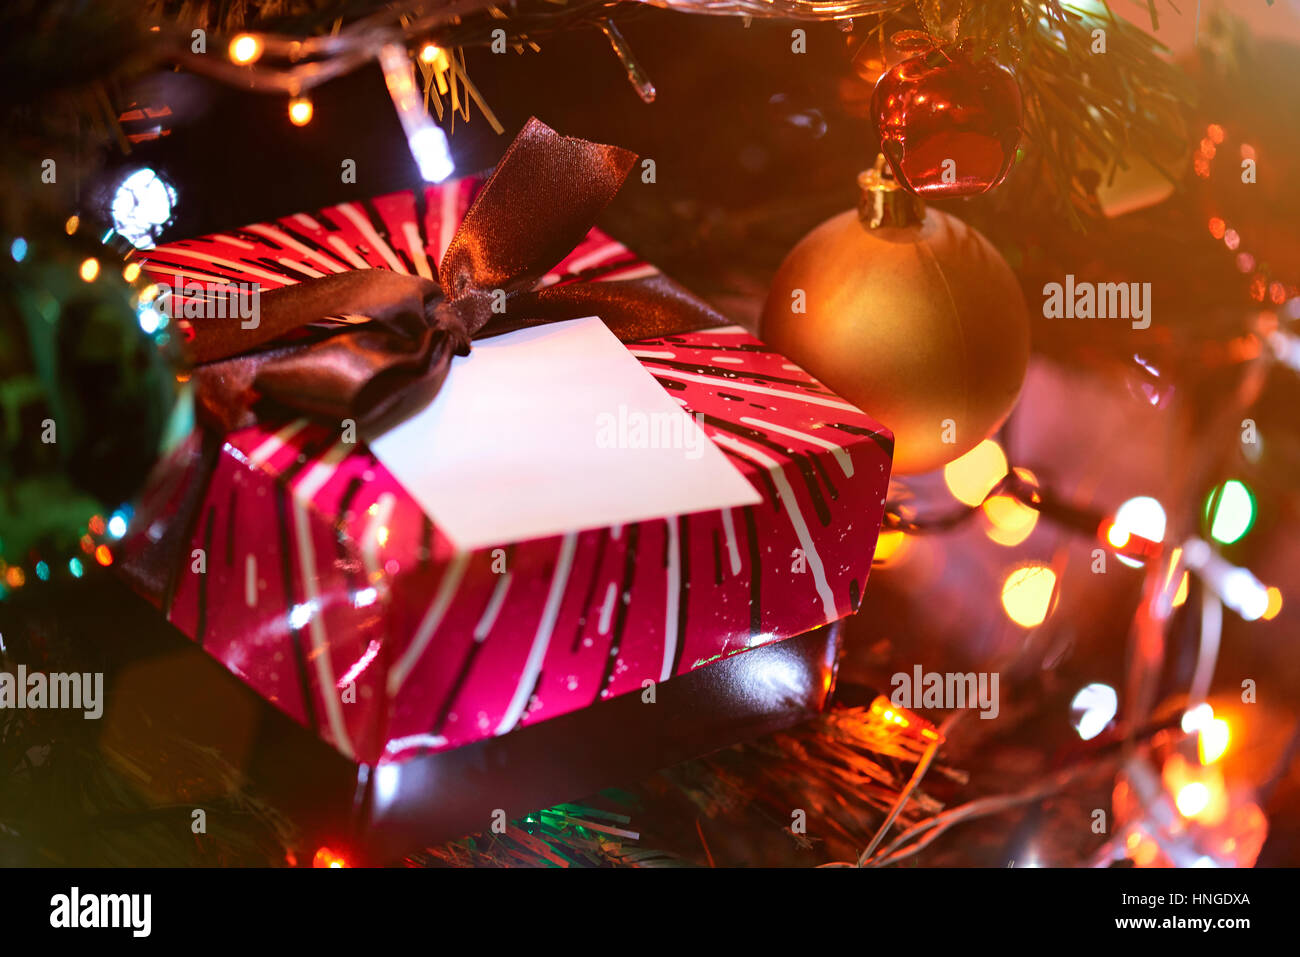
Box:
185;118;726;434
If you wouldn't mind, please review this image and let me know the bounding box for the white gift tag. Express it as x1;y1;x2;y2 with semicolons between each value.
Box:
366;317;760;552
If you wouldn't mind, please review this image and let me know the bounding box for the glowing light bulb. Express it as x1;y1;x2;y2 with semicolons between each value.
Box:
1263;586;1283;621
1205;479;1255;545
1000;562;1057;628
288;96;314;126
1070;683;1117;741
944;439;1007;507
379;43;453;183
111;167;177;249
79;257;100;282
419;43;448;69
873;528;907;564
1181;703;1213;734
229;34;263;65
1111;496;1166;568
983;468;1039;547
1176;782;1211;818
312;846;349;868
1198;718;1230;765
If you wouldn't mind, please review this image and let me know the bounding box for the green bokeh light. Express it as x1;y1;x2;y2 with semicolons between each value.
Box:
1205;479;1256;545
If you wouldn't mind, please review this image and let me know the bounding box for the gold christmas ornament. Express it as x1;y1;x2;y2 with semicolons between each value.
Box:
760;160;1030;474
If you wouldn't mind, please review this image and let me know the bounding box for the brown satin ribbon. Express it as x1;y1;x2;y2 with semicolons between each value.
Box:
187;118;727;435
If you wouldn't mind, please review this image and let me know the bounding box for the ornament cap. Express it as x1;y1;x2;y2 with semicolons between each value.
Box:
857;156;926;229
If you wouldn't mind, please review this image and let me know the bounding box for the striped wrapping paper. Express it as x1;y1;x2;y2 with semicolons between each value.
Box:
121;177;894;764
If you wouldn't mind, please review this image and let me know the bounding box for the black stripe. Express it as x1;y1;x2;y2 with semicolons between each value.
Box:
419;516;434;567
720;445;779;506
234;229;282;250
671;516;690;676
849;578;861;613
335;476;365;591
411;188;434;274
570;529;610;653
144;258;249;285
743;506;762;637
637;356;838;392
360;198;408;271
160;431;223;618
711;529;724;585
808;448;840;501
596;524;640;698
661;340;772;354
314;209;344;232
275;220;354;271
252;256;310;281
698;413;832;526
828;421;895;457
431;606;488;736
274;484;320;735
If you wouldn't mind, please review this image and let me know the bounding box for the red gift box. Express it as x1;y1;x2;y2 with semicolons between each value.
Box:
120;168;893;769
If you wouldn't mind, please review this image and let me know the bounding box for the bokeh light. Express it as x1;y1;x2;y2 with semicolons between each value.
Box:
288;96;314;126
944;439;1008;507
229;34;263;64
983;467;1039;546
111;167;177;249
1000;562;1057;628
1198;717;1231;765
1112;496;1166;568
1205;479;1256;545
1070;683;1117;741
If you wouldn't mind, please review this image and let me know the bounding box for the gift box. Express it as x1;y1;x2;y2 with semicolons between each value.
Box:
119;122;893;806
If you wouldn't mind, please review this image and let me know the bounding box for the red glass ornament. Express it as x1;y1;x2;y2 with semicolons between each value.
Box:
871;47;1023;198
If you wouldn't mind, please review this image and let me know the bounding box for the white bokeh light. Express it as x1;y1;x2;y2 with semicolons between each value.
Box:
111;167;177;248
1112;495;1167;568
1070;683;1118;741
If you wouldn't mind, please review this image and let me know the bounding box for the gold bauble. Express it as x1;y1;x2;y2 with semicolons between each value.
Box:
760;168;1030;474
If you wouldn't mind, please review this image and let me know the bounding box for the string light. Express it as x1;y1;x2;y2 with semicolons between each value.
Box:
943;439;1007;507
418;43;449;70
312;846;349;868
64;214;80;235
79;257;99;282
1070;683;1118;741
1176;781;1211;818
111;168;177;249
287;95;314;126
1182;538;1270;621
1000;562;1057;628
1263;586;1283;621
229;34;263;65
378;42;454;183
1198;718;1231;765
872;528;907;565
983;467;1039;546
1204;479;1256;545
1110;496;1166;568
